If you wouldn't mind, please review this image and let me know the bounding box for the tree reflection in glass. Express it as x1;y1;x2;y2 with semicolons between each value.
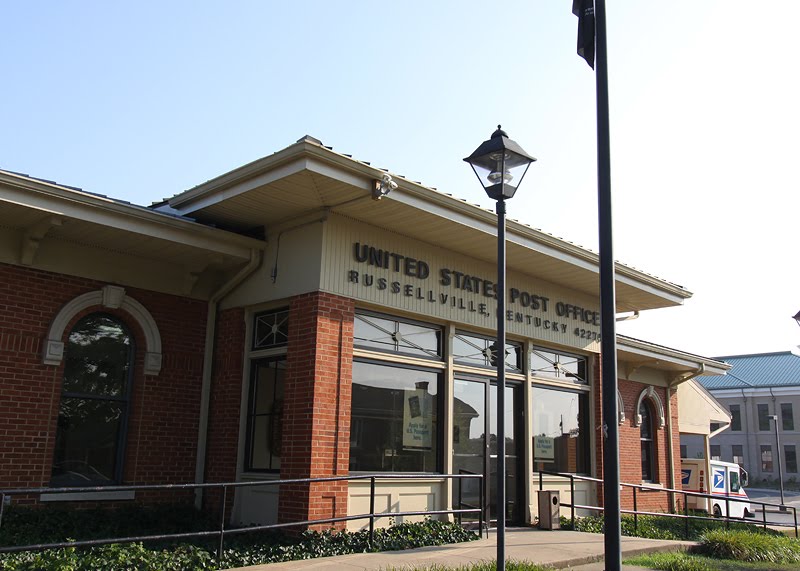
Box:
51;314;132;487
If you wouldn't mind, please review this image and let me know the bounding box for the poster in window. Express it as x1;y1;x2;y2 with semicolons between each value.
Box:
403;385;432;450
534;436;555;460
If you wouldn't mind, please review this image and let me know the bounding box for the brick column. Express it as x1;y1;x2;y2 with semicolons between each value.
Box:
279;292;354;529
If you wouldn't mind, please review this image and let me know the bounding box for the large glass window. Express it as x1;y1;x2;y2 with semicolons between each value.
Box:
786;445;798;474
732;444;744;468
453;331;522;372
244;359;285;472
531;386;589;474
761;445;773;472
354;313;441;359
730;405;742;431
530;347;587;383
350;360;440;472
782;403;794;431
51;314;133;487
758;404;771;431
640;401;656;482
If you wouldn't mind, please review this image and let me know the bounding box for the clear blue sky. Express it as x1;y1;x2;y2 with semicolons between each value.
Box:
2;1;798;358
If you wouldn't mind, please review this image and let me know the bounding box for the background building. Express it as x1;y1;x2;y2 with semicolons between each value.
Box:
695;352;800;485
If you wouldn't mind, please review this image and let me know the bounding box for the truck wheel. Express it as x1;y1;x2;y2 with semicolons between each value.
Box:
713;505;722;518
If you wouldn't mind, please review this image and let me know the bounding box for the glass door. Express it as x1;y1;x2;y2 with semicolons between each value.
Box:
453;378;523;526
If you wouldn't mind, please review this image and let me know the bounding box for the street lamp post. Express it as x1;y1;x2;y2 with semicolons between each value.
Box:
769;414;788;511
465;126;535;571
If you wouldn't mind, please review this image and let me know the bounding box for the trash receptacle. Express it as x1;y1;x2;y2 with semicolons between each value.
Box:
538;490;560;530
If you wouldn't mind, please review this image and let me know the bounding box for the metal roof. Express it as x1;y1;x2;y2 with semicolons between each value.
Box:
698;352;800;390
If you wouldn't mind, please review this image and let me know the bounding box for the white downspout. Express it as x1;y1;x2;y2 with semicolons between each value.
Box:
194;248;262;508
667;363;706;511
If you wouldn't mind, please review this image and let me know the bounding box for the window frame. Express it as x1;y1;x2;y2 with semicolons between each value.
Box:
639;400;656;483
785;445;798;474
354;311;443;360
761;445;774;472
531;384;591;476
243;357;286;473
529;346;588;385
453;330;523;373
757;404;771;432
781;403;794;432
350;358;444;474
51;312;135;487
730;404;742;432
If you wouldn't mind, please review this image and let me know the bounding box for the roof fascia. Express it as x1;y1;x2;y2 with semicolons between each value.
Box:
618;336;730;376
710;386;800;397
0;171;265;260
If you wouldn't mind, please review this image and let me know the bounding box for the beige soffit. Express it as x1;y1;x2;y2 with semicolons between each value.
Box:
162;137;692;312
677;378;732;435
617;335;731;376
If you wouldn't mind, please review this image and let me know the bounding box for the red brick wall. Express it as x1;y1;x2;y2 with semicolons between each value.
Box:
279;292;354;529
592;354;678;513
0;262;206;501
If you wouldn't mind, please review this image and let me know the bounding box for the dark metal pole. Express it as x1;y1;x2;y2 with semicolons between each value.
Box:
594;1;622;569
496;197;507;571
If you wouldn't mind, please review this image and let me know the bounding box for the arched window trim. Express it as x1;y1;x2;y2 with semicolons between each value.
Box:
633;386;666;429
617;390;626;425
43;285;162;375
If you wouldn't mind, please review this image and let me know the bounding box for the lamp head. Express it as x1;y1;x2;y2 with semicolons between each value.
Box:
464;125;536;201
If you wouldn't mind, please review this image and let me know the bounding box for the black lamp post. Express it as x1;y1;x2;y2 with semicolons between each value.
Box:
465;126;535;571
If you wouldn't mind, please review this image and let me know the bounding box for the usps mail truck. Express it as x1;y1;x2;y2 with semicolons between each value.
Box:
681;458;751;518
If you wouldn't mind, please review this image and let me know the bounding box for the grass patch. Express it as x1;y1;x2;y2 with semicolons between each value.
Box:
692;529;800;564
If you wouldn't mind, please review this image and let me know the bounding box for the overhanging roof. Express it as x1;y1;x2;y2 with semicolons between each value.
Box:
158;136;692;313
0;169;265;279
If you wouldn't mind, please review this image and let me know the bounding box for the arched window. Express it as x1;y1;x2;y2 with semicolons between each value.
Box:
639;400;656;482
50;314;134;487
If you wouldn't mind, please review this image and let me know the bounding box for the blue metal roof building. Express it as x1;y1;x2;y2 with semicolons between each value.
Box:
699;352;800;390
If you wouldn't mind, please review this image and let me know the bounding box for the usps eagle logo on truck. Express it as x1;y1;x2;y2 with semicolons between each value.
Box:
713;468;725;491
681;469;691;486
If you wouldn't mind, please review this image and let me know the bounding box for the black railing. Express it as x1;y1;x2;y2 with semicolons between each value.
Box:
0;473;483;565
538;470;799;539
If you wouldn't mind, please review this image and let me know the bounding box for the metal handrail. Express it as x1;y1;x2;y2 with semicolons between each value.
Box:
0;472;484;566
537;470;798;538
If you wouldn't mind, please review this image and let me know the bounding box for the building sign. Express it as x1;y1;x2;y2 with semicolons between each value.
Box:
346;241;602;347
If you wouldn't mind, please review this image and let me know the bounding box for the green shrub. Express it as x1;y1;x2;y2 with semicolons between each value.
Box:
0;514;478;571
693;529;800;564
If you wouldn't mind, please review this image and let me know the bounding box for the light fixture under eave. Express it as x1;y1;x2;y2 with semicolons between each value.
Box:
463;125;536;201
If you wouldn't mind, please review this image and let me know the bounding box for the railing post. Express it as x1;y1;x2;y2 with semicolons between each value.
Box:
457;475;463;527
217;485;227;566
794;506;798;539
725;495;730;530
683;492;689;539
369;476;376;549
762;500;767;531
539;471;542;491
632;486;638;535
570;475;575;527
0;492;5;530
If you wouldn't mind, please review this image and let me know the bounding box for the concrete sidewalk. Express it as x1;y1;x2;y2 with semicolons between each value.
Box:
224;528;693;571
